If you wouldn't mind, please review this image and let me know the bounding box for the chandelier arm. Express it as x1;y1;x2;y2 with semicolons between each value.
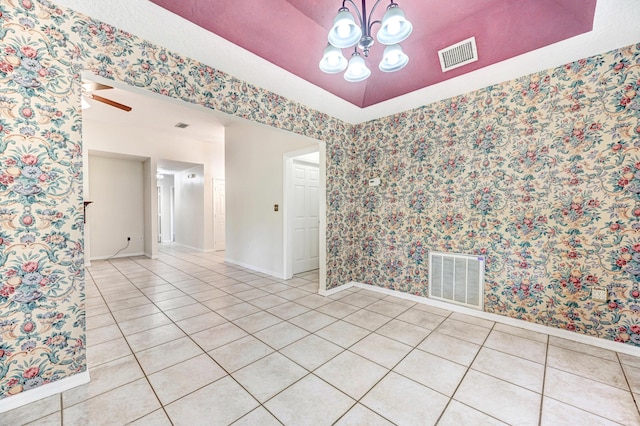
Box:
343;0;365;30
368;19;382;34
365;0;386;39
367;0;386;26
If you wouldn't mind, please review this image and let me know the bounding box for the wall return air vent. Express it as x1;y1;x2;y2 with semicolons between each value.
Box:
429;251;485;310
438;36;478;72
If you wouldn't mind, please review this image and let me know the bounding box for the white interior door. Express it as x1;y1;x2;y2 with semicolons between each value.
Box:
213;178;226;251
292;161;319;274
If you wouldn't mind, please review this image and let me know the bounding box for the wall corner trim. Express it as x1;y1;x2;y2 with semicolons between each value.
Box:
0;371;90;413
319;282;355;297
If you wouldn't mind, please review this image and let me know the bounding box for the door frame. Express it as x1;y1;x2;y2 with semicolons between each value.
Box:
170;185;175;242
213;177;226;251
157;185;162;243
283;143;327;294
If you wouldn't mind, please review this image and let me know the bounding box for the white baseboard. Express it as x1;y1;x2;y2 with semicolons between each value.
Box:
171;242;205;252
224;257;286;280
0;371;90;413
334;281;640;358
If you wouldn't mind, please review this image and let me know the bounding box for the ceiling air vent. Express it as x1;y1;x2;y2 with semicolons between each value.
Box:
438;36;478;72
174;122;190;129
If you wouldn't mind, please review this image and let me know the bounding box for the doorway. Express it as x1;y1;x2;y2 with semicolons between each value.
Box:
283;146;325;282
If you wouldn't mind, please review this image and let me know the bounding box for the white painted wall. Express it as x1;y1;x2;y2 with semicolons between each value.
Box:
225;122;317;277
82;119;224;256
174;166;205;250
88;155;145;259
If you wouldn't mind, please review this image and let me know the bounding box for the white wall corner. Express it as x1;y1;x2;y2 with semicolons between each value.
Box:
319;281;355;297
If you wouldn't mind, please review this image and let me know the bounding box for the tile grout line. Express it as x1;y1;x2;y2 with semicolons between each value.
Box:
97;261;249;420
112;255;275;421
432;319;506;425
617;351;640;418
215;283;414;423
95;256;486;416
73;248;638;425
348;313;454;425
538;330;550;426
84;263;175;424
148;252;321;424
115;251;321;424
321;297;455;424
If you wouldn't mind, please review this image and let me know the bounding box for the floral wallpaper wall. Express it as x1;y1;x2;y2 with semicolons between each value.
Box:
1;0;639;403
0;0;86;400
348;43;640;345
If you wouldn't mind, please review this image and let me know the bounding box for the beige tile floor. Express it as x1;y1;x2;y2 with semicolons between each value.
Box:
5;245;640;425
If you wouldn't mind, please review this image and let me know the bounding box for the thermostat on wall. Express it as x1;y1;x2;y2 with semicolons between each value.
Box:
368;178;381;186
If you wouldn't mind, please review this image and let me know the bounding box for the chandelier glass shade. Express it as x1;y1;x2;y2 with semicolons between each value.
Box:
320;0;412;82
319;44;348;74
328;9;363;49
379;44;408;72
344;51;371;82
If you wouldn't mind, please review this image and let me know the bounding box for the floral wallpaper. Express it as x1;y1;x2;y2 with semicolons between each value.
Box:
348;44;640;345
0;0;86;400
1;0;639;402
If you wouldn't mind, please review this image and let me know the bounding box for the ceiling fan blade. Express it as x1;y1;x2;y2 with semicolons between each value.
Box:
82;81;113;92
90;94;132;112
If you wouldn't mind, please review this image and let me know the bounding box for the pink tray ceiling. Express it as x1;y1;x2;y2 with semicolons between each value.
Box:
149;0;597;108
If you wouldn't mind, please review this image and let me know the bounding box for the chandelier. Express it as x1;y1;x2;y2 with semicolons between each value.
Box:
319;0;413;82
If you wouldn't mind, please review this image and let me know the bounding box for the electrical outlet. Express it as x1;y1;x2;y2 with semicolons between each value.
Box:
592;286;607;303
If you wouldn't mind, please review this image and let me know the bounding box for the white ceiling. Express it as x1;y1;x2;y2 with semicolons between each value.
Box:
56;0;640;125
82;73;229;145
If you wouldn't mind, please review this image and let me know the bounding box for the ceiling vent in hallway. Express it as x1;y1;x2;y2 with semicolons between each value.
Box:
174;122;190;129
438;36;478;72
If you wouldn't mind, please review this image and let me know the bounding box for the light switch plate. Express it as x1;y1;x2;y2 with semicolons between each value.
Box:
592;286;607;303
